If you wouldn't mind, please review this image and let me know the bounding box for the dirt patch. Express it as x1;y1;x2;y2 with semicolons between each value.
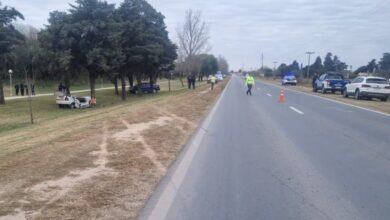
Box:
0;80;228;219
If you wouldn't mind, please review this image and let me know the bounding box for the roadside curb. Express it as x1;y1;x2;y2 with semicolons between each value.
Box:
139;76;233;220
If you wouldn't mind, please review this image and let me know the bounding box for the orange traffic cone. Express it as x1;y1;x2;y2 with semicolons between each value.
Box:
279;89;285;103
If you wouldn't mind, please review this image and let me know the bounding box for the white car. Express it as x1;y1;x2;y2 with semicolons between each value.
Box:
216;74;223;81
56;92;92;108
343;76;390;101
282;75;297;86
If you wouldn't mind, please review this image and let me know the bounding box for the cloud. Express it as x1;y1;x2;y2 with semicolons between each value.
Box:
2;0;389;70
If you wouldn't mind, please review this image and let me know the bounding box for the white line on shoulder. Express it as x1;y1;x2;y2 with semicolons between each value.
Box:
289;106;304;115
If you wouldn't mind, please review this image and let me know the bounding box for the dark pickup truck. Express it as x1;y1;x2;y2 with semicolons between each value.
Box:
129;83;160;94
314;73;349;94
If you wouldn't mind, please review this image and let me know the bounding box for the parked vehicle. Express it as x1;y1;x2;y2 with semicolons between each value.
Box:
281;75;297;86
216;74;224;81
129;83;160;94
56;92;92;109
313;72;349;94
343;76;390;101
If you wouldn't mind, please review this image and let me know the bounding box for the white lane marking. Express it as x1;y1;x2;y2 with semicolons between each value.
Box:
145;76;234;220
289;106;304;115
259;81;390;117
267;93;272;97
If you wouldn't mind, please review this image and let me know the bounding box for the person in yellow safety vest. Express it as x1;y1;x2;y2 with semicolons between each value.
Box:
210;75;217;90
245;74;255;96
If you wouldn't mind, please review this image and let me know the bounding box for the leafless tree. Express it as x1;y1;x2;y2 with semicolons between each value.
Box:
177;9;210;58
176;9;210;85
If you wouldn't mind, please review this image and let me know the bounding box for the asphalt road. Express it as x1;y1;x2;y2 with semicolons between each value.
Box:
140;74;390;220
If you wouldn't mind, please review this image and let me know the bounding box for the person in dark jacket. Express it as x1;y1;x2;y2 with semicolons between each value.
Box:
187;73;196;90
312;73;318;89
187;74;191;89
20;83;25;96
14;84;20;96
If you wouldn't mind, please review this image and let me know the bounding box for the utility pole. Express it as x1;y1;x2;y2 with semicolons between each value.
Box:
305;51;315;78
261;52;264;70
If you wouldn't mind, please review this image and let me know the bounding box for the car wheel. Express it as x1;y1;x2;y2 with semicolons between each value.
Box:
321;86;326;94
343;89;349;98
355;90;361;100
331;90;336;94
313;85;317;92
381;96;388;102
70;103;76;109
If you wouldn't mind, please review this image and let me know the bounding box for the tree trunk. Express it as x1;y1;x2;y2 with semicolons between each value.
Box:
89;74;96;100
26;76;34;124
149;75;154;85
0;78;5;105
121;73;127;101
113;76;119;95
64;77;71;95
179;74;184;87
136;75;142;96
128;74;134;88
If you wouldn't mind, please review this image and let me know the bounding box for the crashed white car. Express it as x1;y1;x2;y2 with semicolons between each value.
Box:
56;92;92;109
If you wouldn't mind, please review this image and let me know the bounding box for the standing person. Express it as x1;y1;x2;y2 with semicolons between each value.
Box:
210;74;217;90
191;73;196;90
20;83;25;96
246;74;255;96
14;84;20;96
31;84;35;96
312;73;318;89
187;74;192;89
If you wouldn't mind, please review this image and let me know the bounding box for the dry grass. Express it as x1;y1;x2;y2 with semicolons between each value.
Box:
260;78;390;114
0;81;227;219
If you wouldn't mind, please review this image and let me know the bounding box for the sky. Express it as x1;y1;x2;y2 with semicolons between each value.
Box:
2;0;390;71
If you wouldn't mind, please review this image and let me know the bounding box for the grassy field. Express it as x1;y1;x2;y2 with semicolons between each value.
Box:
0;79;191;134
0;78;225;219
259;77;390;114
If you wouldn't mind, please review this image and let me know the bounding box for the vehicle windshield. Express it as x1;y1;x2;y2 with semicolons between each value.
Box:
366;78;388;84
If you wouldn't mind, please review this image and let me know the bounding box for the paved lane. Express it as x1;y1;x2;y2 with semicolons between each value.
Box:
140;75;390;220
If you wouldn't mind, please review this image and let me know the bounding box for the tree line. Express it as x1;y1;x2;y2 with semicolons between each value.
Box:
354;53;390;78
267;52;349;78
259;52;390;80
0;1;230;105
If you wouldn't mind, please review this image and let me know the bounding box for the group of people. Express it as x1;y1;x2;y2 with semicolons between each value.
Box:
14;83;35;96
188;73;219;91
